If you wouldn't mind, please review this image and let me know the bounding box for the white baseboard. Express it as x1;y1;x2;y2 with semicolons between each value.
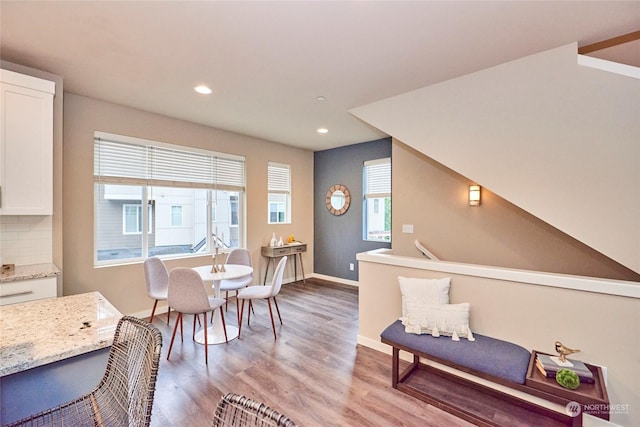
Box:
308;273;359;287
128;305;170;321
357;335;389;354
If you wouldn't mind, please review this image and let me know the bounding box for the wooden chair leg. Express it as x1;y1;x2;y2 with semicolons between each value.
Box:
167;306;171;325
167;312;182;360
235;292;241;325
179;313;184;342
273;296;283;324
238;299;246;338
247;299;252;325
225;290;229;311
150;300;158;323
192;314;198;340
219;308;228;343
203;312;208;365
266;299;277;340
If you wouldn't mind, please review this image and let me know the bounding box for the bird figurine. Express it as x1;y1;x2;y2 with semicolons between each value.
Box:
555;341;580;362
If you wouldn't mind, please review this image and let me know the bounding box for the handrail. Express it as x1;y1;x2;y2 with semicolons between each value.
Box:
414;240;439;260
191;233;229;253
578;30;640;54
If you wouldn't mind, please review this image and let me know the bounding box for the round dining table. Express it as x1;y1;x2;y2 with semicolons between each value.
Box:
192;264;253;345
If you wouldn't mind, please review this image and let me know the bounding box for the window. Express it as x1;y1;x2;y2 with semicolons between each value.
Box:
94;132;245;265
230;195;239;226
267;162;290;224
170;205;183;227
363;157;391;242
123;204;152;234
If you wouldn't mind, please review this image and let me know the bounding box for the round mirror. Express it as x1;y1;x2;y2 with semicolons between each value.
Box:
326;184;351;215
330;190;345;210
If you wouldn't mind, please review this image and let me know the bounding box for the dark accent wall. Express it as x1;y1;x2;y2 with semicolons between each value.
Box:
314;138;392;281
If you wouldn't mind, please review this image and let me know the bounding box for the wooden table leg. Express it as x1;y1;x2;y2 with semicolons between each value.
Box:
263;258;273;285
298;253;305;283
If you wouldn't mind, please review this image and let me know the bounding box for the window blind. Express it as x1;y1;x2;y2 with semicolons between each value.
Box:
364;157;391;198
94;132;245;191
267;162;290;194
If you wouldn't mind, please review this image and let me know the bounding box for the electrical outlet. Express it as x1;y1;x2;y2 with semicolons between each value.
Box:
349;263;354;271
402;224;414;233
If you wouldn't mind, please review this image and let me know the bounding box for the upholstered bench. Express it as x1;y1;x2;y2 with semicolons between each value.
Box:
380;320;578;426
381;320;530;384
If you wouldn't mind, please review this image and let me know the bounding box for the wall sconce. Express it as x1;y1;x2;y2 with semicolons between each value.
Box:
469;185;481;206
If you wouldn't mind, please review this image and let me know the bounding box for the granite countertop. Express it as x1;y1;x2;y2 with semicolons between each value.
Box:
0;291;122;376
0;263;61;283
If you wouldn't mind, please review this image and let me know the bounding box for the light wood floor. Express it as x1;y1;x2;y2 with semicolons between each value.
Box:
149;278;472;427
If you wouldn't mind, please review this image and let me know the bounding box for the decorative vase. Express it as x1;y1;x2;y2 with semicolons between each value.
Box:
270;233;277;247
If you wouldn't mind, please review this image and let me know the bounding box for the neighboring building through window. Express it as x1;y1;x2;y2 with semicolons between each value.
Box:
363;157;391;242
123;204;152;234
170;205;183;227
267;162;291;224
230;195;239;226
94;132;246;265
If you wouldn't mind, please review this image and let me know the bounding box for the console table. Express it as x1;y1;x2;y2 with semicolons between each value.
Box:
261;243;306;284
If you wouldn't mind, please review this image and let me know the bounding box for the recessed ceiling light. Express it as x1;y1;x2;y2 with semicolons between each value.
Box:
194;85;212;95
317;128;328;134
316;96;326;101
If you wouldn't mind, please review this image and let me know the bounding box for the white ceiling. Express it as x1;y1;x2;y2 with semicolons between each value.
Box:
1;1;638;151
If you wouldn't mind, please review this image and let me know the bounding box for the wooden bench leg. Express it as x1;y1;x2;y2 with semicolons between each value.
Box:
391;347;421;389
391;347;399;388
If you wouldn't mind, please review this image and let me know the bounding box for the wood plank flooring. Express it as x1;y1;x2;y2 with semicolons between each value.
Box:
149;278;472;427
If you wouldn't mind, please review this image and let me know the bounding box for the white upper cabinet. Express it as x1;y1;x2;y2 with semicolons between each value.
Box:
0;69;55;215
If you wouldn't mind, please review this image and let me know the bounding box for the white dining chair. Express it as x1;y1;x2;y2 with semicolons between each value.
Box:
237;256;287;340
167;268;228;365
143;257;170;324
220;248;253;321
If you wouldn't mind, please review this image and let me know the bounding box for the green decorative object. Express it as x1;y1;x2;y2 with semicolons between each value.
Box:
556;368;581;390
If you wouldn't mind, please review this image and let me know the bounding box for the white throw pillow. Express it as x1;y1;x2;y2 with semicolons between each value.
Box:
401;302;473;340
398;276;450;319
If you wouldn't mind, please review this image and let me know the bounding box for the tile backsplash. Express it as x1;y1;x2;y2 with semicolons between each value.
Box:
0;215;53;266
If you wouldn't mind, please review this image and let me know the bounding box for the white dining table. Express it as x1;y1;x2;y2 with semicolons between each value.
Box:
192;264;253;345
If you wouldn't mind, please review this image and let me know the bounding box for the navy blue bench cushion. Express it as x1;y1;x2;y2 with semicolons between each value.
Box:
381;320;530;384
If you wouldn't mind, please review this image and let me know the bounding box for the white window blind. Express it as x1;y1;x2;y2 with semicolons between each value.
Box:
267;162;290;194
267;162;290;224
364;157;391;198
94;132;245;191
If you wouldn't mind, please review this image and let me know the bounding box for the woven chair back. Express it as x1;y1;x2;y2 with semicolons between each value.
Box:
6;316;162;427
212;392;298;427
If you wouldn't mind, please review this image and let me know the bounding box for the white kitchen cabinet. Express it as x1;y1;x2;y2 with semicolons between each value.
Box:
0;276;57;306
0;69;55;215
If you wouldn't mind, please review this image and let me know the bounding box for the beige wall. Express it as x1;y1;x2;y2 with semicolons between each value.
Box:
357;254;640;426
63;94;313;315
352;44;640;274
392;140;640;282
